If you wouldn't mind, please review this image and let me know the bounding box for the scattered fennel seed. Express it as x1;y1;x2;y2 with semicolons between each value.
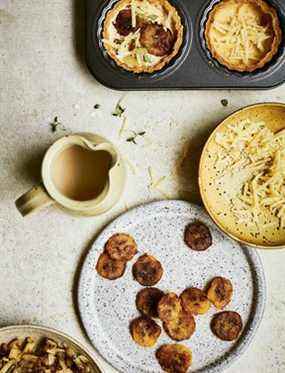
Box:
221;99;229;107
50;116;65;133
112;102;125;117
126;131;146;144
126;137;137;144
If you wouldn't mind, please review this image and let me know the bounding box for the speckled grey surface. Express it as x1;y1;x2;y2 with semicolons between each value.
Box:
2;1;285;372
78;200;266;373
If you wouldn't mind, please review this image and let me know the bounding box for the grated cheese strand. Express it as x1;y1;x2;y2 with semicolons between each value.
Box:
212;11;271;64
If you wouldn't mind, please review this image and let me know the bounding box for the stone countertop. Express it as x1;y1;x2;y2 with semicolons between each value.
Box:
0;1;285;372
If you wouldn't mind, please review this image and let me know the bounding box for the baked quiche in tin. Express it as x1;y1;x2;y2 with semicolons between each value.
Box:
102;0;184;73
205;0;282;72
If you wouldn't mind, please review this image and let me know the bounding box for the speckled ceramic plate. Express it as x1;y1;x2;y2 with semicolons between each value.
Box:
78;200;266;373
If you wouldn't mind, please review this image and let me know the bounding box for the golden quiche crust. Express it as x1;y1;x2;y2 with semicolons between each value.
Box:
204;0;282;72
102;0;184;73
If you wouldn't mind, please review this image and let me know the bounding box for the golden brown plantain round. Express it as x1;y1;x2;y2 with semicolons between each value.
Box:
113;8;133;36
180;287;211;315
163;310;196;341
211;311;243;341
184;221;212;251
207;276;233;309
156;344;192;373
158;293;182;323
130;316;161;347
105;233;137;261
140;23;174;57
133;253;163;286
136;287;165;318
96;252;126;280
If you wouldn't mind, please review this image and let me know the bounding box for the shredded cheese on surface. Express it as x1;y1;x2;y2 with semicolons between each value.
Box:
214;119;285;231
131;0;137;28
211;4;272;66
135;0;167;25
148;167;170;198
119;116;129;138
124;155;137;175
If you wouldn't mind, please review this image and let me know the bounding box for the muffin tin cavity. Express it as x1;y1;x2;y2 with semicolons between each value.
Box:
86;0;285;89
199;0;285;81
92;0;192;82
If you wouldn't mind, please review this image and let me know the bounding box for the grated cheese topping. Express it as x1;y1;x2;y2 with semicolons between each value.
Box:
211;4;272;65
131;0;137;28
148;167;170;198
214;119;285;230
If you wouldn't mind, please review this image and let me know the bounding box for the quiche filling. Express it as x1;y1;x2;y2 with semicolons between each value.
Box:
102;0;183;73
205;0;282;72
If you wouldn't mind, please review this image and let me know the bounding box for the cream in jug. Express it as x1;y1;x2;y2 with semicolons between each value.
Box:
15;133;126;216
52;145;112;201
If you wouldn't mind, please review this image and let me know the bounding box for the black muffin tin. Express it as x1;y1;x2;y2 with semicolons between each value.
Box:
86;0;285;90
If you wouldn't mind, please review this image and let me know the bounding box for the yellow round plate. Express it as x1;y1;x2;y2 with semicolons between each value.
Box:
199;102;285;249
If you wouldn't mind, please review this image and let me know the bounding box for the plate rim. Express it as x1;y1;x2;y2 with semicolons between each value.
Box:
78;200;266;373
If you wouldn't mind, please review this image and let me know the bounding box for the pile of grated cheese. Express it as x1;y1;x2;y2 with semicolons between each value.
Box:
214;119;285;229
212;13;271;64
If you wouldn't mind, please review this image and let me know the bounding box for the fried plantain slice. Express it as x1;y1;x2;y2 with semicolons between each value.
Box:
133;254;163;286
211;311;242;341
207;276;233;309
130;316;161;347
163;311;196;341
158;293;182;323
140;23;174;57
113;8;133;36
105;233;137;261
180;287;211;315
113;8;145;37
156;344;192;373
136;287;165;318
96;253;126;280
184;221;212;251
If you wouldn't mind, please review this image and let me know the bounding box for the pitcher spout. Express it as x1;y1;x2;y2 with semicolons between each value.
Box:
79;137;119;169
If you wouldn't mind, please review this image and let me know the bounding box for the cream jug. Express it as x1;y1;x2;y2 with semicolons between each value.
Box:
15;133;126;217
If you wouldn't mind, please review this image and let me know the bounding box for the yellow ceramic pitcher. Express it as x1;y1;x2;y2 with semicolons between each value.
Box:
15;133;126;217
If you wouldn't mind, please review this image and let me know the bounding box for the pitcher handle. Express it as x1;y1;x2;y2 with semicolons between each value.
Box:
15;183;54;217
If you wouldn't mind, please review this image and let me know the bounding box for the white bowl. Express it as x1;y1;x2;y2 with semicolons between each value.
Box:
0;324;102;372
